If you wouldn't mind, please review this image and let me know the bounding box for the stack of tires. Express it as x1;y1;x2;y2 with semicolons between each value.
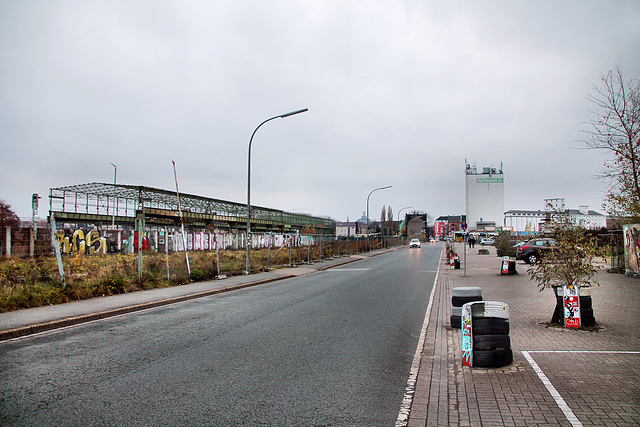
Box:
467;301;512;368
451;287;482;329
554;295;596;327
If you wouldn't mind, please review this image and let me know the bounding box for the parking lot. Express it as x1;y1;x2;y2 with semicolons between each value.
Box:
407;245;640;426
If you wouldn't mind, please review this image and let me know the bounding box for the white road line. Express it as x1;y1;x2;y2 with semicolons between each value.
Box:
395;249;441;426
526;350;640;354
522;351;583;427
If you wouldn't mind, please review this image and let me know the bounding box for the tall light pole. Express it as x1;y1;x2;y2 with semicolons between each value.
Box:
366;185;392;234
246;108;308;275
110;163;117;229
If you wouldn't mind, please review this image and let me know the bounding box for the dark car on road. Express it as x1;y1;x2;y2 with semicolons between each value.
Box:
516;238;557;264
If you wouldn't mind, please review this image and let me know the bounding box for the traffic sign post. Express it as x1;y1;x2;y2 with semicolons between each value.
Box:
461;222;467;276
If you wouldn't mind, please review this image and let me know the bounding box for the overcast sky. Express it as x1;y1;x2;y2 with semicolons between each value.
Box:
1;1;639;223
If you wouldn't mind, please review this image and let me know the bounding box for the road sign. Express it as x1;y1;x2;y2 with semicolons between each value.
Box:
461;221;467;231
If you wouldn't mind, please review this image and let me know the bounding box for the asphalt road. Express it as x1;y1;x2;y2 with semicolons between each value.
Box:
0;244;441;426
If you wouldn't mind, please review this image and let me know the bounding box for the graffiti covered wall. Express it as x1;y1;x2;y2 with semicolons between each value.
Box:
623;224;640;275
55;228;107;255
54;226;306;256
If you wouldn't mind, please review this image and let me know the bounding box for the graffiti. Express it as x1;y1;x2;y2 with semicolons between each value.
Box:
56;228;107;255
461;317;473;366
54;226;307;256
623;224;640;275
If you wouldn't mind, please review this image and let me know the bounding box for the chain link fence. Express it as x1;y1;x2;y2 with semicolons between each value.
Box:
1;223;407;312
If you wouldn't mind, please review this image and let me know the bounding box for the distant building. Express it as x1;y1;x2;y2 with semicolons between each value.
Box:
465;161;504;232
504;203;606;235
336;221;357;237
434;215;462;238
406;213;427;237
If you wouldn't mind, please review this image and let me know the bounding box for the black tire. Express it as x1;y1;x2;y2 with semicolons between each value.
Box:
473;349;513;368
472;335;511;351
452;295;483;307
582;313;596;326
580;307;593;318
450;315;461;329
580;307;596;326
526;252;538;264
472;317;509;335
580;296;592;309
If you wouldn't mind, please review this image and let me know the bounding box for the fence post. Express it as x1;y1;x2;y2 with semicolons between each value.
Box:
49;213;66;288
267;233;272;269
5;226;10;256
165;227;170;280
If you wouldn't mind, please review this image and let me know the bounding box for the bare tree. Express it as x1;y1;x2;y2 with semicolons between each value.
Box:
583;66;640;223
386;206;394;235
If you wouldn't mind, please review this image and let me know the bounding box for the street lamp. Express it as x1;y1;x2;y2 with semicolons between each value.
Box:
110;162;117;229
397;206;413;222
366;185;392;234
246;108;308;275
397;205;412;241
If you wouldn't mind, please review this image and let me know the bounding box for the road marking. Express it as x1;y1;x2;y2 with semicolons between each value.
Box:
327;268;371;271
522;351;583;427
521;350;640;427
521;350;639;426
395;251;441;426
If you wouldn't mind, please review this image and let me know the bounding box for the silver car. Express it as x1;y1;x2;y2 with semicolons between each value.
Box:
409;238;421;248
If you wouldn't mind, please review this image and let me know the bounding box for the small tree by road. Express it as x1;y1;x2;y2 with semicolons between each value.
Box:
527;210;602;325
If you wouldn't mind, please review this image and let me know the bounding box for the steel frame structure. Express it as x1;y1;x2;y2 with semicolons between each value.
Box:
49;182;334;233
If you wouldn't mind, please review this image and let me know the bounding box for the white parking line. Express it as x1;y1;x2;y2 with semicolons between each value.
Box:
395;261;440;426
521;350;640;427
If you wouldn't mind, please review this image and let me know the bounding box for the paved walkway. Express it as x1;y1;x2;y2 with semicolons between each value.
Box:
2;246;638;426
408;245;640;427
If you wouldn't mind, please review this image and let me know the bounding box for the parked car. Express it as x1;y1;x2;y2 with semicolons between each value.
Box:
409;238;421;248
516;238;557;264
480;237;495;245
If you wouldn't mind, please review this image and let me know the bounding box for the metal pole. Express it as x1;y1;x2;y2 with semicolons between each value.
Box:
50;213;66;288
246;108;308;275
464;233;467;277
110;163;117;230
172;161;191;276
366;185;392;235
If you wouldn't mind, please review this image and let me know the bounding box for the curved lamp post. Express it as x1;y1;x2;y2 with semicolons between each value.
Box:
397;205;412;236
366;185;392;234
246;108;308;274
397;206;413;222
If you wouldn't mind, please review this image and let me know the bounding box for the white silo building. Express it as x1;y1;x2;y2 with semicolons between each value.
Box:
465;161;505;231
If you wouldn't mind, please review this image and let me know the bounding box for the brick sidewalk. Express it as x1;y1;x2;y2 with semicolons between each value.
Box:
408;246;640;427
